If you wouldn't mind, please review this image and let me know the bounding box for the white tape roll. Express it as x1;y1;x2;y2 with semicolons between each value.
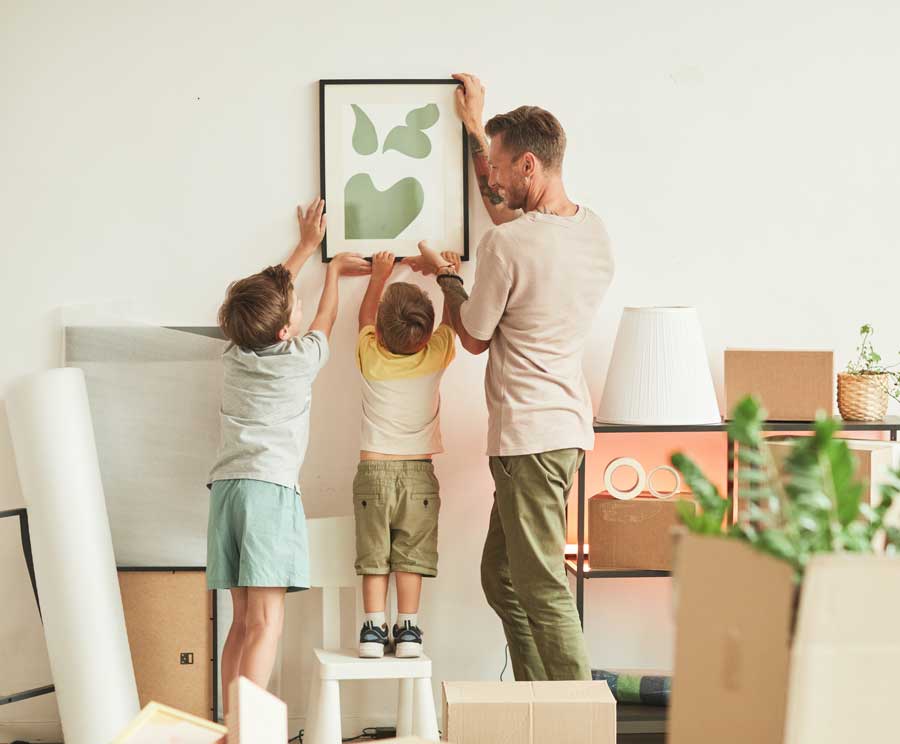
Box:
648;465;682;499
604;457;647;500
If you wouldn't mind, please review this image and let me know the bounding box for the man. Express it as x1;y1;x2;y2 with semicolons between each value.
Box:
406;73;615;681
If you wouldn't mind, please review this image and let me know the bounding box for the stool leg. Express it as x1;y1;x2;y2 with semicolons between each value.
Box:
397;678;414;737
305;663;322;743
314;679;342;744
411;677;439;740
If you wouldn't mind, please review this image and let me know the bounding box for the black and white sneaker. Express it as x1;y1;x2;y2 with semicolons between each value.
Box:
393;621;423;658
359;621;390;658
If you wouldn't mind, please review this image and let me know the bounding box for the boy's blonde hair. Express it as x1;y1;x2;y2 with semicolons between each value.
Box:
377;282;435;355
218;265;293;349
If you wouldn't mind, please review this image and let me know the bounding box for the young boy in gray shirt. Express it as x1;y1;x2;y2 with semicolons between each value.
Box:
206;199;370;712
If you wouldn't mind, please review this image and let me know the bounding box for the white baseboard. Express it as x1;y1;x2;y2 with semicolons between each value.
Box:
0;721;63;744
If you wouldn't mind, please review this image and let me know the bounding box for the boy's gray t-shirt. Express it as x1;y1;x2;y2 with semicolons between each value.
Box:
208;331;329;490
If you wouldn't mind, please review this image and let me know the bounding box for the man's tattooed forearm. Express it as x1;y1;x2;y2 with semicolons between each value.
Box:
467;131;504;205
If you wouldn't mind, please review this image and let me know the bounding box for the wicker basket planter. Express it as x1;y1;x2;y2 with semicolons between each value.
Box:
837;372;890;421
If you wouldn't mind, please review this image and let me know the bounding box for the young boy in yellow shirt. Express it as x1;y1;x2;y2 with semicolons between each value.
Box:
353;250;459;658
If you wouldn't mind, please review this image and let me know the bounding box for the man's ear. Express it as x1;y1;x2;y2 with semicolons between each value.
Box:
522;152;537;176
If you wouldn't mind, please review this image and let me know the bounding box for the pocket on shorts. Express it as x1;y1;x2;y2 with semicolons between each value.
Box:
353;492;386;510
409;491;440;511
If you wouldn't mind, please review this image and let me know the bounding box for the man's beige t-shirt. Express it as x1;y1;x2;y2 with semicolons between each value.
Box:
459;207;614;457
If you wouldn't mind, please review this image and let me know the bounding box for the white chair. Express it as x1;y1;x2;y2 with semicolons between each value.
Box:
303;516;439;744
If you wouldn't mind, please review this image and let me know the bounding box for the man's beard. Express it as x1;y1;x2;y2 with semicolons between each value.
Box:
503;178;529;210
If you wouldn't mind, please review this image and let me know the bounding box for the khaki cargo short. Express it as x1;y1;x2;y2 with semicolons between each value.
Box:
353;460;441;577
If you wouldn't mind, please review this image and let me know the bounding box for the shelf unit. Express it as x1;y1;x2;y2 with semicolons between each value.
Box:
569;416;900;625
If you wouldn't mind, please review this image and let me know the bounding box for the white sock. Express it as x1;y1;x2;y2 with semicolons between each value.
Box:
365;611;386;628
397;612;418;628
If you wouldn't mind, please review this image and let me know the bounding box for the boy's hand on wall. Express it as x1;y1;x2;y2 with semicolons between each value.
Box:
297;198;327;252
371;251;396;281
330;252;372;277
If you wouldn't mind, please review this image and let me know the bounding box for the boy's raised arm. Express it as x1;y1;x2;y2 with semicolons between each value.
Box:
359;252;396;331
309;252;371;339
284;198;327;279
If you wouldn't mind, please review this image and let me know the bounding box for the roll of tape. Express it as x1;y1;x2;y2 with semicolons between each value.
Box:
604;457;647;500
648;465;682;499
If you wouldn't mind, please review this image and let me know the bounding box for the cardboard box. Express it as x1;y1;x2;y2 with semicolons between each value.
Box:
118;570;213;719
442;681;616;744
588;495;693;570
669;535;796;744
766;436;898;505
669;534;900;744
724;349;834;421
226;676;287;744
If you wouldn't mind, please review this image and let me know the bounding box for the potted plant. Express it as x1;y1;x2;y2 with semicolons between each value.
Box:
667;395;900;744
837;324;900;421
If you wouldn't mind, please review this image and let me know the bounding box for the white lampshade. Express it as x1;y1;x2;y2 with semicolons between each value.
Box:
596;306;721;425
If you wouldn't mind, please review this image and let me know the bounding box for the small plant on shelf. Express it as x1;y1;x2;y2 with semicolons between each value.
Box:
838;324;900;421
671;395;900;580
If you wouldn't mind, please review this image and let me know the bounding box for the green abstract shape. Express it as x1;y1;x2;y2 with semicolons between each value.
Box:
383;126;432;158
405;103;440;130
351;104;378;155
344;173;424;239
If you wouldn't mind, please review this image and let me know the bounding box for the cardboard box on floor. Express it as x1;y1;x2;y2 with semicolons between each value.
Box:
724;349;834;420
442;681;616;744
588;495;694;571
669;533;900;744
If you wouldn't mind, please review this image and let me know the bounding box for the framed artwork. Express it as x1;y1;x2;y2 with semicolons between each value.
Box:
319;79;469;261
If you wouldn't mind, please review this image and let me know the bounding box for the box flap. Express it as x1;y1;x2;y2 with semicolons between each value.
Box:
531;681;616;704
669;534;795;744
442;681;533;703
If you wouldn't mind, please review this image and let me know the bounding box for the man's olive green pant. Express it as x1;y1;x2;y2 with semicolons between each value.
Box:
480;448;591;681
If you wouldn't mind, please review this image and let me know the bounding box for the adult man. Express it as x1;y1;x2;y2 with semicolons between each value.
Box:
409;73;615;681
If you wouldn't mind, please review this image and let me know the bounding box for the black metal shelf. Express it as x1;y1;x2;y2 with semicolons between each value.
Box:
573;416;900;624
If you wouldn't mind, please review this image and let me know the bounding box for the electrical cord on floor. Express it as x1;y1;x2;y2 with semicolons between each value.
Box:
500;643;509;680
289;725;398;742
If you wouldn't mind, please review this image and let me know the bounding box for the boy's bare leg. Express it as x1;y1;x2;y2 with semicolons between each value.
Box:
238;587;286;690
395;572;422;614
221;588;247;718
362;574;390;612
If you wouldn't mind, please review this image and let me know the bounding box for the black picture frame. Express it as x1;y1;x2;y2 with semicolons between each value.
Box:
318;78;470;263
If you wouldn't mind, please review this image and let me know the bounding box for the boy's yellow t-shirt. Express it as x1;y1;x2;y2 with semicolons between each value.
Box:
356;324;456;455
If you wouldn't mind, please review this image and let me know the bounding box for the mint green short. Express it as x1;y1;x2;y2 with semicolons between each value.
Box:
206;478;309;593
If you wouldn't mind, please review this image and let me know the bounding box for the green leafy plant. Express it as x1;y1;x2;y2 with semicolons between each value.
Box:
845;324;900;402
671;395;900;579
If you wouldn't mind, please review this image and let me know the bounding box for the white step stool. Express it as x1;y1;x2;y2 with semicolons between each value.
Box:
303;517;440;744
305;649;438;743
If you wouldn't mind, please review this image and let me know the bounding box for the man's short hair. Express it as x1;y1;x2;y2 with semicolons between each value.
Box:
218;265;293;349
485;105;566;171
376;282;435;355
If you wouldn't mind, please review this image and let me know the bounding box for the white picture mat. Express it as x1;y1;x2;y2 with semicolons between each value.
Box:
322;82;466;258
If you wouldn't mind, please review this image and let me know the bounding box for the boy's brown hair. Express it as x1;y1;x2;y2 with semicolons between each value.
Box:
485;105;566;171
376;282;435;355
218;264;293;349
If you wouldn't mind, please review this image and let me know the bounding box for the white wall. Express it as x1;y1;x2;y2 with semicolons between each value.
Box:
3;0;899;739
